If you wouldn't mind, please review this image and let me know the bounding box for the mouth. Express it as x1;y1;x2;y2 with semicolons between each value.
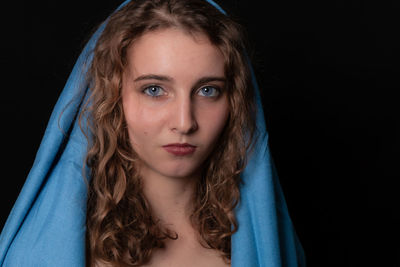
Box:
162;143;197;156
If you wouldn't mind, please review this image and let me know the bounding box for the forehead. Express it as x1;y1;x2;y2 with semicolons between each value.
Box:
125;28;225;80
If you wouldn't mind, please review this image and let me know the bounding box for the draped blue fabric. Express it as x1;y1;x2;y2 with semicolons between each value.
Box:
0;1;306;266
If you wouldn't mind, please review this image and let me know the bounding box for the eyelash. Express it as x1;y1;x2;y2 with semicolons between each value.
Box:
142;85;221;98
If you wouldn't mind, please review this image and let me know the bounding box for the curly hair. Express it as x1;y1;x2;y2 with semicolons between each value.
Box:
82;0;257;266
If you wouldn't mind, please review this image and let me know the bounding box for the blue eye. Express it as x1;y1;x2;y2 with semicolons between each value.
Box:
143;86;165;97
198;86;220;97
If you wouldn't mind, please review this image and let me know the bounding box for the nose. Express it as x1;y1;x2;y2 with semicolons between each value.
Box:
170;95;198;134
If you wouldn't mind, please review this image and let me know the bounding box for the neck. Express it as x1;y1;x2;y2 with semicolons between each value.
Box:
140;167;198;230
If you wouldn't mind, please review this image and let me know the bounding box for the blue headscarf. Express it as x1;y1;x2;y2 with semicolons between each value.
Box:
0;1;306;266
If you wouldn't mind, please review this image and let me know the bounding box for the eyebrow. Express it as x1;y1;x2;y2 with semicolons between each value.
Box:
134;74;173;82
133;74;226;88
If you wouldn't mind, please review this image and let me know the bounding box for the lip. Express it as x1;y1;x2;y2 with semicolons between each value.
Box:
163;143;197;156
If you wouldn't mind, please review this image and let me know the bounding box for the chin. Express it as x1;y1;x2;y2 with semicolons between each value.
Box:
162;165;201;179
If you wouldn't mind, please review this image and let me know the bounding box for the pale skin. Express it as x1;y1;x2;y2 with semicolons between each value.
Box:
121;28;230;266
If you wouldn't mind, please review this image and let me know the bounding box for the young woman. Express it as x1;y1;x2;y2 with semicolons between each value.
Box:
0;0;305;266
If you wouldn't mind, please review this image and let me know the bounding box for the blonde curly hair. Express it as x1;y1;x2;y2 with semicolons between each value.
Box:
82;0;257;265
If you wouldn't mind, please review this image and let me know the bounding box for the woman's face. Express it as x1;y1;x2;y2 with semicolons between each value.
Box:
121;28;229;180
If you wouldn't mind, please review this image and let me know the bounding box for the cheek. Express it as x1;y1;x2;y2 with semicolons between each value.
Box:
198;100;230;140
124;104;164;144
125;111;148;138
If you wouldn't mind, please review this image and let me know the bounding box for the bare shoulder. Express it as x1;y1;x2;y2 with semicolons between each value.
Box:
144;238;230;267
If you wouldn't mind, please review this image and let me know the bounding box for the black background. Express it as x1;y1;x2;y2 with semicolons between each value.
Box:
2;1;399;266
